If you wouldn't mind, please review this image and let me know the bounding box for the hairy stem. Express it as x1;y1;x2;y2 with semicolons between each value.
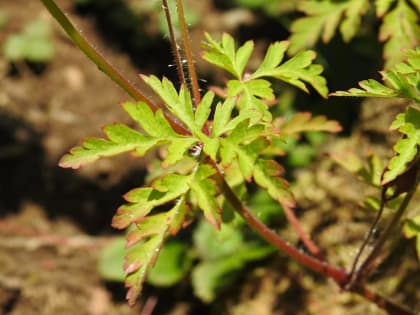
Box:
175;0;201;105
162;0;186;87
40;0;190;135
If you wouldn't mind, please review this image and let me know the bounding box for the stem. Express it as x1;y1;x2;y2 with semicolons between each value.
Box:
40;0;190;136
211;163;348;285
40;0;153;106
351;285;415;315
348;187;387;282
283;204;323;259
175;0;201;105
354;179;418;282
211;162;416;315
162;0;186;87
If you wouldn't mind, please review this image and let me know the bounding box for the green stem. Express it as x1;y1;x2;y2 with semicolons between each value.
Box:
40;0;153;106
176;0;201;105
40;0;190;135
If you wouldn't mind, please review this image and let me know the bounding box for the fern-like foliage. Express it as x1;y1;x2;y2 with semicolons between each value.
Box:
333;48;420;187
332;47;420;102
60;32;341;306
289;0;420;68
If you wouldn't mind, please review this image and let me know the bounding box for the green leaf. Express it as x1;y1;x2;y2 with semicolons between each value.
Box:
189;164;222;228
289;1;345;54
195;91;215;130
403;215;420;239
164;138;198;167
382;107;420;184
112;174;190;229
141;75;195;130
340;0;370;42
253;41;289;77
191;222;274;303
122;102;178;138
220;138;267;181
332;48;420;102
124;232;165;306
375;0;396;17
193;220;243;260
253;159;295;208
123;199;188;306
289;0;369;53
266;50;328;98
98;237;126;282
276;112;342;135
251;41;328;98
332;79;398;98
59;124;155;169
3;19;54;62
192;256;243;302
212;98;237;137
202;33;254;79
147;241;192;287
379;0;420;68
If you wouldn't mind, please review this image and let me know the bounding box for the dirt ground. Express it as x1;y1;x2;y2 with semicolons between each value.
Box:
0;1;419;315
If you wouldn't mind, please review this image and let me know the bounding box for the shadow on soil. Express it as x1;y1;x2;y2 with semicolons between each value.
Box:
0;109;145;234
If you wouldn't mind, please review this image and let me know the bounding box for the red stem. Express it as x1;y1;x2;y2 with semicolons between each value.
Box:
212;164;347;285
211;162;416;315
176;0;201;105
282;204;322;259
162;0;186;87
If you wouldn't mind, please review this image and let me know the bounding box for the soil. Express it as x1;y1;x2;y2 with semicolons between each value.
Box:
0;1;419;315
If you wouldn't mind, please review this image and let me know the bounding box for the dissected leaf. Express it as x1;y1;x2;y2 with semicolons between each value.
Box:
189;164;222;228
253;159;295;208
289;1;346;54
382;107;420;184
122;102;178;138
202;32;254;79
195;91;215;130
59;125;155;169
332;48;420;102
123;198;188;306
289;0;369;54
113;174;190;229
379;0;420;68
276;112;342;135
251;41;328;98
142;75;196;130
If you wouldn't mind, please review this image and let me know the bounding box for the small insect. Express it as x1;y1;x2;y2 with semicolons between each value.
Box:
188;143;202;157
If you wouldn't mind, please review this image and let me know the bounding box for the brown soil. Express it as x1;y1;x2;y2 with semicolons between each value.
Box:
0;1;419;315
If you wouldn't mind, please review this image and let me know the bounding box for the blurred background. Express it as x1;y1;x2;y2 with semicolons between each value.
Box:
0;0;419;314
